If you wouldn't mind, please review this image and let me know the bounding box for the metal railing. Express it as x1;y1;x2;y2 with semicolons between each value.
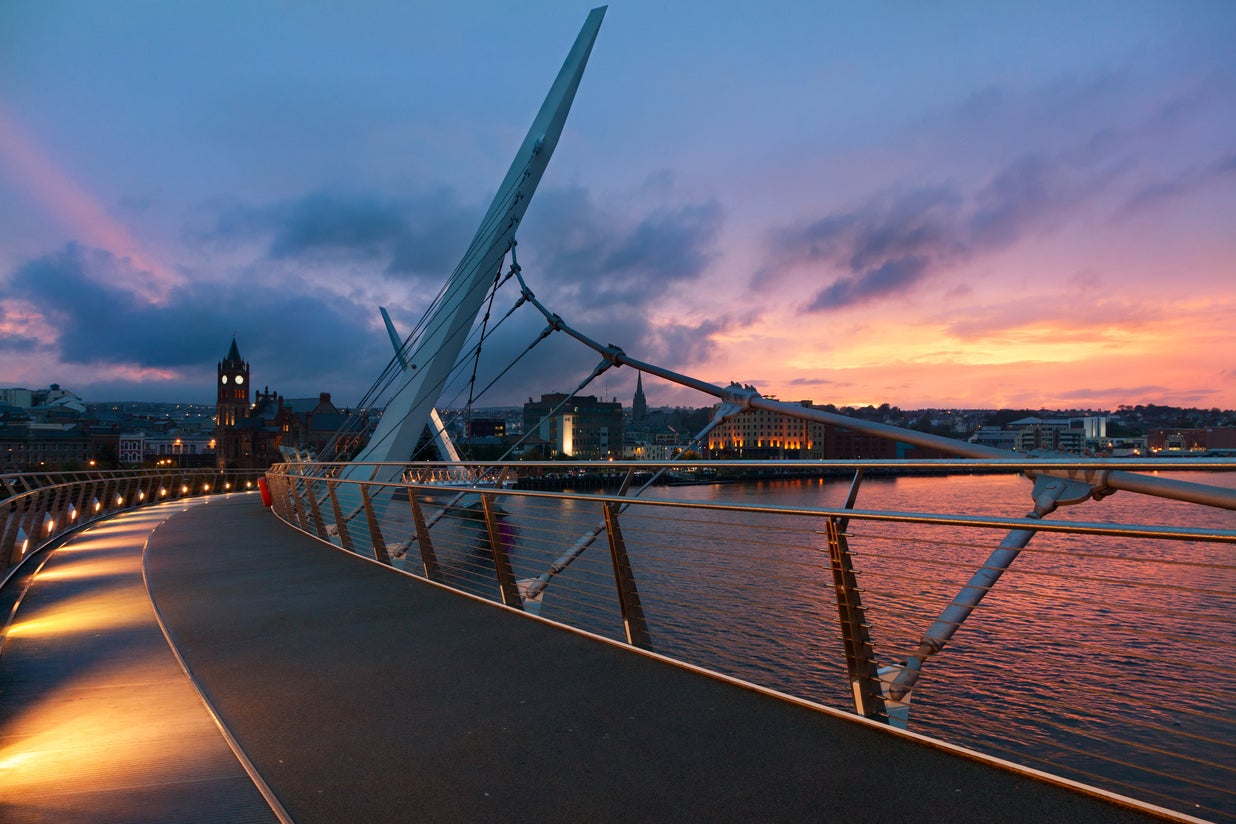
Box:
267;458;1236;822
1;468;268;585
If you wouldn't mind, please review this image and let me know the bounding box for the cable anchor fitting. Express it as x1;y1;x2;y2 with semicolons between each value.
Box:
720;381;762;410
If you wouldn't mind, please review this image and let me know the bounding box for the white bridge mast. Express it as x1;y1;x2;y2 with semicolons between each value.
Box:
345;6;606;481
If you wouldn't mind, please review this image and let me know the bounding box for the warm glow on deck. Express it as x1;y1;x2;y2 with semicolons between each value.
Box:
0;657;215;794
5;588;152;638
0;499;241;817
32;555;139;583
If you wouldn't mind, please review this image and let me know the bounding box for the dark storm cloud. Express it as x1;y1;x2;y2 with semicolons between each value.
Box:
760;150;1095;312
0;333;40;353
759;185;961;309
466;185;729;399
203;188;478;281
760;66;1236;315
522;185;722;309
8;245;208;366
648;316;730;367
269;192;408;258
8;243;384;400
804;256;931;312
967;155;1063;249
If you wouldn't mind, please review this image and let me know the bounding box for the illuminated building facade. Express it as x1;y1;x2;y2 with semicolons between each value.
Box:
522;393;624;459
706;400;829;459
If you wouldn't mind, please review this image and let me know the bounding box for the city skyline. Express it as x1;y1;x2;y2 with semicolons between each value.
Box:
2;2;1234;411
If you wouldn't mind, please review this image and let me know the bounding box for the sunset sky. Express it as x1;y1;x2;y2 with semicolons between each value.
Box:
2;2;1234;411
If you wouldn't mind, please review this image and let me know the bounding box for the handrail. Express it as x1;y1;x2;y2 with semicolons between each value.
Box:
265;457;1236;821
1;468;267;586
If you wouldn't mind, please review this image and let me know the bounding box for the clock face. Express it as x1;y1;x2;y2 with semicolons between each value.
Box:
236;375;245;385
221;375;228;384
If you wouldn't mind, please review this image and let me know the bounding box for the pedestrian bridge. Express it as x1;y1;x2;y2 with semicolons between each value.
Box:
1;466;1231;822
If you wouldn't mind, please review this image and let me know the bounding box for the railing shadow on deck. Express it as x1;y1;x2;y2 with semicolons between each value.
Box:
267;457;1236;823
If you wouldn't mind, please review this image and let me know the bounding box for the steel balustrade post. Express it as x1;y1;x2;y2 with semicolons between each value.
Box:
360;485;392;565
121;476;138;509
47;485;69;541
824;515;886;720
481;492;523;610
15;490;44;558
406;488;441;581
291;477;314;532
66;481;84;527
327;482;354;552
40;486;59;542
304;479;328;538
82;479;99;521
282;475;298;522
0;500;19;572
95;477;110;514
284;475;303;527
602;501;652;649
283;474;298;520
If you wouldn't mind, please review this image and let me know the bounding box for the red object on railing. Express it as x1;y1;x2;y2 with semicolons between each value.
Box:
257;477;273;507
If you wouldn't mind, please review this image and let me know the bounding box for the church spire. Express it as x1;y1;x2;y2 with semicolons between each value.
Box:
223;336;243;367
632;372;647;423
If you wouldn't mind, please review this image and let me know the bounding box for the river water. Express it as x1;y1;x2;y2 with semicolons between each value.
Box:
416;470;1236;819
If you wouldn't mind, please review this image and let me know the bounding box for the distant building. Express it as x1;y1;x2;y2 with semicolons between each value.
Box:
1006;416;1107;454
969;427;1019;451
283;393;351;456
0;388;35;408
0;384;85;412
466;417;506;439
523;393;624;459
707;399;950;460
1148;427;1236;452
212;338;358;467
707;400;828;459
0;422;93;471
213;338;295;468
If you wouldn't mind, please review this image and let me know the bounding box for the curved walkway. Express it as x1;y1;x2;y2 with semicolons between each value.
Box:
146;496;1178;824
0;498;277;823
2;494;1189;823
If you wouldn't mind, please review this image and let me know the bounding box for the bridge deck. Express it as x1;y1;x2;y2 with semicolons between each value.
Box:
2;494;1180;822
0;502;277;823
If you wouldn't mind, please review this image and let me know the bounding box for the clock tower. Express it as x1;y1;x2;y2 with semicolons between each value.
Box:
216;337;250;427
